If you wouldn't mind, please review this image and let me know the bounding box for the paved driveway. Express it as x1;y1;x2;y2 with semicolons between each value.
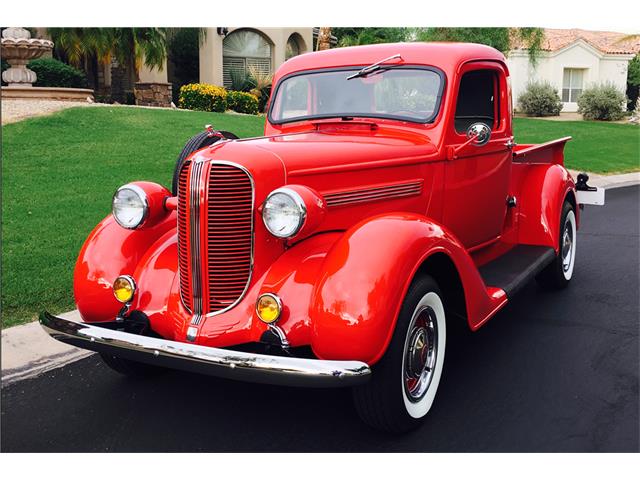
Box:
1;186;638;452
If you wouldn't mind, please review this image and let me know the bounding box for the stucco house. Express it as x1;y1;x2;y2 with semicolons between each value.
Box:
507;29;639;112
139;28;314;94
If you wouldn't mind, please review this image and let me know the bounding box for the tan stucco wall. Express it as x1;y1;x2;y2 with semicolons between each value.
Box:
199;27;313;86
507;41;634;113
139;59;168;84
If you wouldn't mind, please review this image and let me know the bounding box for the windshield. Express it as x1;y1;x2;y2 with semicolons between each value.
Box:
269;67;443;124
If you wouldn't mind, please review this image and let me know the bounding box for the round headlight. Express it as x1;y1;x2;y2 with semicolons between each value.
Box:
262;188;306;238
112;184;149;229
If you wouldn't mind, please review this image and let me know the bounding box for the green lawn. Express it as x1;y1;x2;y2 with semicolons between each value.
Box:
2;107;638;327
513;117;640;174
1;107;264;327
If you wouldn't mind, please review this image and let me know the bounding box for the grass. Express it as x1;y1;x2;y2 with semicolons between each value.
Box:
1;107;264;328
1;107;638;327
513;117;640;174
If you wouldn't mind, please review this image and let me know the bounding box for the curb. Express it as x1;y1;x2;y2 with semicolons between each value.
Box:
2;174;638;386
1;310;93;386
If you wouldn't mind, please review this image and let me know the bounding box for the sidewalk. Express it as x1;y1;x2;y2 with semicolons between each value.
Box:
2;172;638;385
1;310;92;385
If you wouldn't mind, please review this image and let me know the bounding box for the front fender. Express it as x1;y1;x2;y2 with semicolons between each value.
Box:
308;213;500;364
74;213;177;323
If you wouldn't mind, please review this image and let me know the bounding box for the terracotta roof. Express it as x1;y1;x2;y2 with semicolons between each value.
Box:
512;28;639;55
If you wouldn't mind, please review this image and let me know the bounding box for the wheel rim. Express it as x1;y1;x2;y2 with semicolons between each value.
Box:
403;306;438;402
562;214;575;274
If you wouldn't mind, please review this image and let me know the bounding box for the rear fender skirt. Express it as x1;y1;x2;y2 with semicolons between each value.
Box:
309;213;506;365
74;213;177;323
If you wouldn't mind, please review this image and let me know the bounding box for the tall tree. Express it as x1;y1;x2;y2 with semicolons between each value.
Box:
333;28;408;47
47;28;205;102
317;28;332;51
416;27;544;65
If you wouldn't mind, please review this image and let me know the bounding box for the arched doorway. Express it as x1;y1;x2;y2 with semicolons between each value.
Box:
223;29;272;88
286;33;306;60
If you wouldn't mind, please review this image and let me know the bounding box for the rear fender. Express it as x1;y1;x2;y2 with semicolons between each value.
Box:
516;164;577;251
309;213;505;364
74;213;177;323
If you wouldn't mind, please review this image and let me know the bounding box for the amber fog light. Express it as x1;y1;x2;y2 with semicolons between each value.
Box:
256;293;282;324
113;275;136;303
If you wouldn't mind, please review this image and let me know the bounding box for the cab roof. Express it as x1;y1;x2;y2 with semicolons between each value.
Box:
274;42;507;82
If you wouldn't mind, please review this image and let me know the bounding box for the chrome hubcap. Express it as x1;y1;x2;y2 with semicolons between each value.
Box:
403;306;438;402
562;218;574;272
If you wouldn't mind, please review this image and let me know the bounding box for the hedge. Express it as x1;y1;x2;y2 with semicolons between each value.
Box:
179;83;228;112
517;81;563;117
27;58;87;88
226;91;259;115
578;83;627;121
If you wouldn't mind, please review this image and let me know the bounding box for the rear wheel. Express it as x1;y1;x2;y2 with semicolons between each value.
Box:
536;201;576;290
171;130;239;195
352;275;446;433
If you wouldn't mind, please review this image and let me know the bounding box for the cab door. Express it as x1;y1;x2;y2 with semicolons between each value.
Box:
442;62;512;249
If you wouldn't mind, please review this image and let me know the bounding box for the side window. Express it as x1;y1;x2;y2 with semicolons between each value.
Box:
454;69;498;134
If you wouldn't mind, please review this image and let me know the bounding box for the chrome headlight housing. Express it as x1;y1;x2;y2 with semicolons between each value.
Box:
262;188;306;238
112;184;149;229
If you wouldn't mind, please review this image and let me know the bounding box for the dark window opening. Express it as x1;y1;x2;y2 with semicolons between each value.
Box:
454;69;498;134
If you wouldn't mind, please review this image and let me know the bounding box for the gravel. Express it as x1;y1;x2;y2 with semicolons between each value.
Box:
1;99;99;125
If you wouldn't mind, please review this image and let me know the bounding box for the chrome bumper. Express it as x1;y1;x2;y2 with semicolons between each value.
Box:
40;312;371;388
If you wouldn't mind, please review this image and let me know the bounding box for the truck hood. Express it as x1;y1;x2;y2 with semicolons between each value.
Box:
201;126;438;178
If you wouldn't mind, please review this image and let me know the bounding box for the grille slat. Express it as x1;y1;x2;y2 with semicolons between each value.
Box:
177;161;254;317
206;164;253;312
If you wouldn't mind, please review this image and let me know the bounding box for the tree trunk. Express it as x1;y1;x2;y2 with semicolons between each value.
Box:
317;27;332;51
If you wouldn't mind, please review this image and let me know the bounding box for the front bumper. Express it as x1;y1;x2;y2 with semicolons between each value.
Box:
40;312;371;387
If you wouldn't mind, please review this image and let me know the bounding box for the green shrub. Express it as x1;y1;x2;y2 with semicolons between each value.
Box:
179;83;227;112
578;83;627;121
27;58;87;88
517;81;563;116
226;91;259;115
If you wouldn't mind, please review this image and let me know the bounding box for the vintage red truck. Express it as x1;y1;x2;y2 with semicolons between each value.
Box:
42;42;604;432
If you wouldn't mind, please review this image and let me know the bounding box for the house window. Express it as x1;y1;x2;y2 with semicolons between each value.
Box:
223;30;272;88
562;68;584;103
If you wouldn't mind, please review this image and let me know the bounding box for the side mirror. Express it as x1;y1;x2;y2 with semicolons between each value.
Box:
466;122;491;147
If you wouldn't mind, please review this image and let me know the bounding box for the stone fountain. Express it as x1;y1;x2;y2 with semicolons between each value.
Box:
1;27;53;87
1;27;94;101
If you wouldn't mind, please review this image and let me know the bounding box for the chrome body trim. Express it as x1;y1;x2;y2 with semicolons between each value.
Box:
40;312;371;388
189;159;206;325
323;180;423;207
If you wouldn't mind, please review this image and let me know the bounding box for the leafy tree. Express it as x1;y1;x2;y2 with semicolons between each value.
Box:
332;28;409;47
47;28;205;102
626;54;640;111
415;27;544;65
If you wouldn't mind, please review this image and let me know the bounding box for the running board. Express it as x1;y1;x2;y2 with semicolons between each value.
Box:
479;245;556;298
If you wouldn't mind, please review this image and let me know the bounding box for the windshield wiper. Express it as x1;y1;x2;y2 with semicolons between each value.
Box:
346;54;403;80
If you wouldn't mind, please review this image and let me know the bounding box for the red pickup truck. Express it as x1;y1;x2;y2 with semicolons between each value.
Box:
42;42;604;432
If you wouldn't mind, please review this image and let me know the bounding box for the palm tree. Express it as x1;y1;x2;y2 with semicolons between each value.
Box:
317;28;332;51
48;28;205;102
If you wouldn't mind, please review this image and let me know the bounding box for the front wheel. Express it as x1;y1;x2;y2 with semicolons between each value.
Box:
352;275;446;433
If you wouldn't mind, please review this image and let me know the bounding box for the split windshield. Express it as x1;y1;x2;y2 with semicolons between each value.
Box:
269;67;443;124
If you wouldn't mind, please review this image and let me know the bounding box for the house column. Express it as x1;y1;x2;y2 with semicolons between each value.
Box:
199;28;224;86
